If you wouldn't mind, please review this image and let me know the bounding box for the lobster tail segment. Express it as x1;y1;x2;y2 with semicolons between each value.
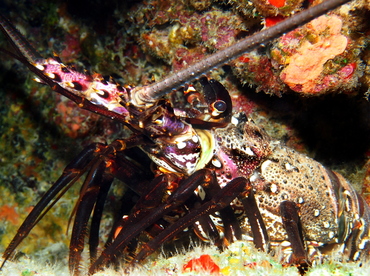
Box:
334;172;370;263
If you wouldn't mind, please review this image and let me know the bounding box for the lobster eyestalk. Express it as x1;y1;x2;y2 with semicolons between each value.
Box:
130;0;352;106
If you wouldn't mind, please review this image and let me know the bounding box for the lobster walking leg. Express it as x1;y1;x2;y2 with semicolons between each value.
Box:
0;142;107;269
196;171;242;245
241;188;270;252
280;201;309;270
88;169;217;274
131;176;249;264
68;161;115;273
1;138;149;273
68;142;158;275
88;169;116;262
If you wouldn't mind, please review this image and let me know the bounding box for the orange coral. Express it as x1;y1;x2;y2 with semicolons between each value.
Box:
0;204;19;225
183;254;220;274
280;15;348;94
268;0;285;8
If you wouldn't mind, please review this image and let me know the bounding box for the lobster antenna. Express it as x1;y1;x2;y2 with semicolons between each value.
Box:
0;13;42;62
132;0;352;105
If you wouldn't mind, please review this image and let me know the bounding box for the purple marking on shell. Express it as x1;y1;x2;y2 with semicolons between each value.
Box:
162;139;201;174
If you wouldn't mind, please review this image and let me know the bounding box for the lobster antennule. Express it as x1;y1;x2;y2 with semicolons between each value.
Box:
130;0;352;106
0;14;137;127
0;13;42;63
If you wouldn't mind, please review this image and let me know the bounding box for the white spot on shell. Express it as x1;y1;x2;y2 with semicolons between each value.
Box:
343;190;351;196
261;160;272;174
49;59;60;65
280;240;291;247
46;72;55;79
212;158;222;168
353;251;360;261
314;209;320;217
245;147;255;156
270;184;278;194
177;141;186;149
345;198;351;212
297;197;304;204
97;90;106;96
187;86;196;92
231;116;238;126
323;221;330;228
35;64;45;71
249;171;259;183
328;231;335;239
360;218;366;231
192;135;199;143
197;186;206;201
338;243;346;253
284;162;296;171
67;82;75;88
359;239;368;250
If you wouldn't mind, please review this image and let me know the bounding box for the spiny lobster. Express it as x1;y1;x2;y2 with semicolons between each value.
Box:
0;0;369;275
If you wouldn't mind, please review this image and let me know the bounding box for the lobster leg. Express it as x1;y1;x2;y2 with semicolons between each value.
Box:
0;142;106;269
68;160;114;274
70;156;159;274
280;201;310;274
0;137;148;273
240;188;270;252
191;194;241;248
132;176;248;264
199;171;242;244
88;169;216;274
69;142;158;275
88;169;115;262
192;203;223;245
67;139;158;275
280;201;307;263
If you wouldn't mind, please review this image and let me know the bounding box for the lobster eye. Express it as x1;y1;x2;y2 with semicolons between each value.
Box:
214;100;227;112
211;100;227;116
154;116;163;125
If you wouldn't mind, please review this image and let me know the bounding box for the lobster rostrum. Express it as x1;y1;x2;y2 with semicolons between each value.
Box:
1;0;369;274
